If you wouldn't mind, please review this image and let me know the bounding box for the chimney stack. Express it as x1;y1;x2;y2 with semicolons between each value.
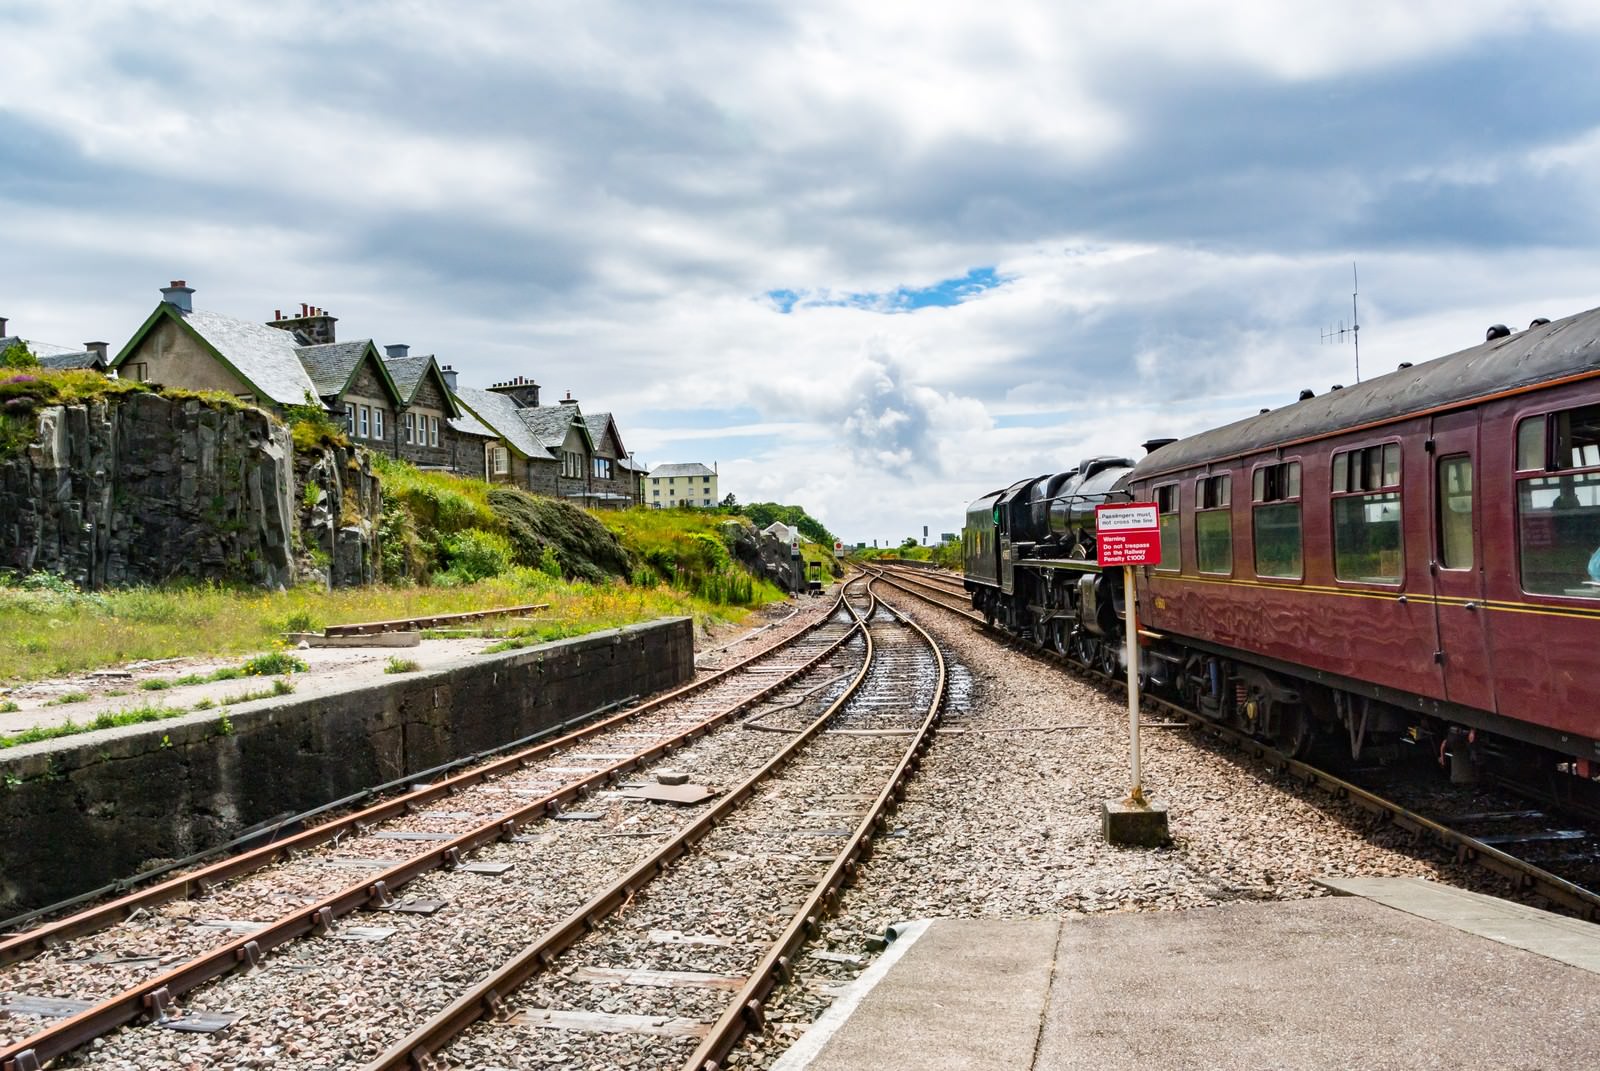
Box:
0;316;8;338
161;280;195;313
84;342;109;362
384;343;410;360
559;391;578;407
265;302;338;345
486;374;541;408
440;364;458;392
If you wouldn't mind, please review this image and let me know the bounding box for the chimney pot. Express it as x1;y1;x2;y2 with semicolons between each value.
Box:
160;280;196;313
440;364;458;391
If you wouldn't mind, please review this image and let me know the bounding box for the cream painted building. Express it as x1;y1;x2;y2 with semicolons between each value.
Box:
647;462;718;508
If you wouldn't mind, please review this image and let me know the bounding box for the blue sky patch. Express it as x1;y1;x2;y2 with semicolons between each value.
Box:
767;266;1006;314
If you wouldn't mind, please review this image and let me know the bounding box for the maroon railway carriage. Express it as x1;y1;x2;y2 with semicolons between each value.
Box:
1128;307;1600;789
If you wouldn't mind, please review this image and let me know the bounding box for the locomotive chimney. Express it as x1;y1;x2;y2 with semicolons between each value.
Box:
1398;362;1413;369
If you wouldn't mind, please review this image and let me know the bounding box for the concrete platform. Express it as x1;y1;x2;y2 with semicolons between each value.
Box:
783;881;1600;1070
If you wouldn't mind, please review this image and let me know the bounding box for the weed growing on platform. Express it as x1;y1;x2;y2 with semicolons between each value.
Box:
139;679;172;691
0;701;186;749
45;692;89;706
241;651;307;676
384;657;421;674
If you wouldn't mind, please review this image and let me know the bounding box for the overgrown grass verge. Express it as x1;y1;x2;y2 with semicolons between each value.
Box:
0;570;762;684
0;702;185;750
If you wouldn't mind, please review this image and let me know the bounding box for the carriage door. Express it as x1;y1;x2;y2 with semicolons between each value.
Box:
1429;411;1497;714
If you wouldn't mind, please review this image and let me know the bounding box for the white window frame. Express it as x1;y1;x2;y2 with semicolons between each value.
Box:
359;405;370;439
404;412;414;444
345;404;355;434
430;416;439;447
373;407;384;441
491;445;509;475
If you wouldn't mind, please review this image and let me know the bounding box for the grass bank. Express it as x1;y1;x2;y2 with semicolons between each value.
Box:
0;570;752;685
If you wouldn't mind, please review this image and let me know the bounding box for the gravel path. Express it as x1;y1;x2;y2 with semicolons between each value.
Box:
731;580;1538;1067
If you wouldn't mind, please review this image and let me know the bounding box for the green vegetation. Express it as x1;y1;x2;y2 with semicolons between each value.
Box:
0;702;183;751
725;501;836;545
384;656;422;674
240;651;307;676
0;700;18;713
601;508;782;608
45;691;89;706
286;394;351;452
857;540;963;570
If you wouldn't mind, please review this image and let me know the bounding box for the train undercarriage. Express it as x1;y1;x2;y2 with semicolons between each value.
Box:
968;564;1600;819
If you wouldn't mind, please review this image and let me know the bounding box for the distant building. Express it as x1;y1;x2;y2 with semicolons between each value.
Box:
648;462;718;508
99;281;644;507
1;317;111;371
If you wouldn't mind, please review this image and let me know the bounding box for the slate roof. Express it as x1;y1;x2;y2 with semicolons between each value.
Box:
583;411;626;457
295;341;373;398
384;355;432;401
518;404;589;450
617;455;647;472
37;350;107;370
157;307;320;407
649;462;716;479
4;337;81;359
447;408;499;440
451;387;555;461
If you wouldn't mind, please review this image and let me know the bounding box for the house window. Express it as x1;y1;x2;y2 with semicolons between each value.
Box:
561;450;583;478
373;408;384;441
1517;402;1600;598
1252;460;1302;579
404;413;414;444
346;404;356;434
593;457;612;480
1196;473;1232;575
704;475;711;483
430;417;439;447
653;489;660;497
491;445;509;476
359;406;370;439
1153;484;1180;572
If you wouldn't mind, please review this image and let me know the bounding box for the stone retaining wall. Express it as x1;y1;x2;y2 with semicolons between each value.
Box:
0;617;694;917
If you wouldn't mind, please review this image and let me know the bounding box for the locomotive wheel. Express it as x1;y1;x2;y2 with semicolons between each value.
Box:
982;594;996;628
1050;620;1069;656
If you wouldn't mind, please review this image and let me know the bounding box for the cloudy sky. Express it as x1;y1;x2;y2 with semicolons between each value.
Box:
6;2;1600;544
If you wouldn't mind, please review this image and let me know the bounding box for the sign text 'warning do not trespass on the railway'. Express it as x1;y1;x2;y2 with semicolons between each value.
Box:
1095;502;1163;567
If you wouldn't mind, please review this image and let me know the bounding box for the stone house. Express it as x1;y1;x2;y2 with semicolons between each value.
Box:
109;283;471;465
581;409;641;507
378;346;464;470
450;384;558;491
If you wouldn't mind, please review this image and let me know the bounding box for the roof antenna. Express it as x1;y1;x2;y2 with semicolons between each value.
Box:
1320;261;1362;383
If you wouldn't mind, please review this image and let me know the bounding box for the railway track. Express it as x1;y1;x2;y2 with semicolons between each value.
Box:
0;590;869;1070
349;576;944;1071
862;561;1600;924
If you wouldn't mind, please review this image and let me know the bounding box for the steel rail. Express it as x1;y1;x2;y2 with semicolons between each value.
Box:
0;593;862;1071
683;575;947;1071
362;579;882;1071
0;592;846;969
861;565;1600;924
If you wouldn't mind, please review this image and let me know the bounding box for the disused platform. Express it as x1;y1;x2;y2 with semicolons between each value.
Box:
776;879;1600;1070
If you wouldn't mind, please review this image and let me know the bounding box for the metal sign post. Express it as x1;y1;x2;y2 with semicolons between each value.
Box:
1095;503;1168;843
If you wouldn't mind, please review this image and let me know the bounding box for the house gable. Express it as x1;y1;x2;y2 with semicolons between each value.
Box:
111;304;267;401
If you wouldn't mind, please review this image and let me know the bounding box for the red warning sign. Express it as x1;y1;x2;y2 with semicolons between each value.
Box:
1095;503;1163;567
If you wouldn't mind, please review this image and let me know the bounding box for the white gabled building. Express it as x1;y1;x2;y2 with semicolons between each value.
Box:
647;462;718;508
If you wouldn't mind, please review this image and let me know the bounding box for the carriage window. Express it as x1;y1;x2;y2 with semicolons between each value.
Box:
1437;455;1474;570
1154;484;1180;572
1196;474;1232;574
1252;460;1301;579
1332;444;1402;583
1516;416;1546;471
1518;403;1600;599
